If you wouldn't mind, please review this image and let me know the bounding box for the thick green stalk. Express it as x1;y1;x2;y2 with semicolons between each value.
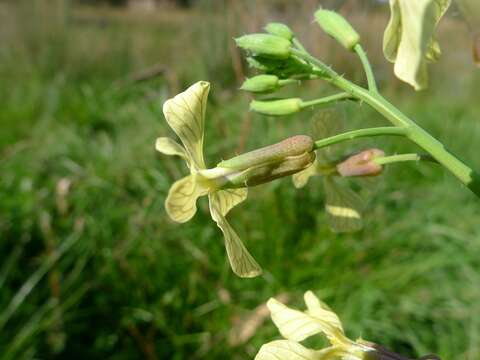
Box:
342;82;480;196
293;48;480;197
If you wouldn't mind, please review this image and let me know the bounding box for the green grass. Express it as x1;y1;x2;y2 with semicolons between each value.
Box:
1;2;480;359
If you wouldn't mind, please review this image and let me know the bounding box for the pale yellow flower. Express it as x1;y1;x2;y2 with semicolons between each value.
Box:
255;291;374;360
156;81;261;278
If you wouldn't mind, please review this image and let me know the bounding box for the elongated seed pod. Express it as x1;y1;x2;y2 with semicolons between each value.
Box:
218;135;314;170
244;152;316;187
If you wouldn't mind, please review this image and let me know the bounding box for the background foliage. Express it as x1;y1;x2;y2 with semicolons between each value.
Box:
1;0;480;359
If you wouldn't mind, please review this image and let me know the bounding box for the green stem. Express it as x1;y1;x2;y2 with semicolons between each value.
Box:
374;153;421;166
313;127;407;150
374;153;438;166
293;48;480;197
292;37;307;52
278;78;300;87
301;92;353;109
354;44;378;93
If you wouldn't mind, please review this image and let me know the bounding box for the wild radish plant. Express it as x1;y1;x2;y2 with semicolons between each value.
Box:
157;3;478;358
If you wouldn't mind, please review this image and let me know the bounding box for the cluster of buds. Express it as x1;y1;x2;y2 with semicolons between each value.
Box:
236;10;362;117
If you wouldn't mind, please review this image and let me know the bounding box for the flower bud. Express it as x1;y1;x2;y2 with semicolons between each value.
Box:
336;149;385;177
250;98;302;116
240;75;279;93
265;22;294;41
218;135;314;170
235;34;291;59
314;8;360;51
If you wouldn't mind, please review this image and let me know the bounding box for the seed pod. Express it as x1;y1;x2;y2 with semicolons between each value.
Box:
314;8;360;51
243;151;316;187
336;149;385;177
218;135;314;170
250;98;302;116
235;34;291;59
265;22;294;41
240;75;280;93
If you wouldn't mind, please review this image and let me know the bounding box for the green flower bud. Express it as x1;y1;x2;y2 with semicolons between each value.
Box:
314;8;360;51
250;98;302;116
265;22;294;41
240;75;279;93
235;34;291;59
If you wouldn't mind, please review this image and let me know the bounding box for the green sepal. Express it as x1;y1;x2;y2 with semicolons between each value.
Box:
265;22;294;40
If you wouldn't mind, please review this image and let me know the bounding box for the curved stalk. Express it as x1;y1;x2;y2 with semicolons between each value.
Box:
301;92;354;109
313;127;407;151
354;44;378;93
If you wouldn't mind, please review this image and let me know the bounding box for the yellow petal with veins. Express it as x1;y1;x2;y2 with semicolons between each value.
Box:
213;188;248;216
162;81;209;170
165;175;208;223
292;163;317;189
155;137;190;167
209;192;261;278
383;0;451;90
255;340;318;360
266;296;350;346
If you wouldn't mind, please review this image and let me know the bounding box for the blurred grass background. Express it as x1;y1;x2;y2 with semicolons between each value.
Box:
1;0;480;359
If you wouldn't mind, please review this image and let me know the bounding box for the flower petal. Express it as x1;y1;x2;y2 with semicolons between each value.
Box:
155;137;189;164
383;0;402;62
304;291;344;334
209;192;262;278
165;175;208;223
292;163;317;188
457;0;480;66
162;81;209;170
213;188;248;216
254;340;318;360
383;0;451;90
323;177;364;233
266;297;349;346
